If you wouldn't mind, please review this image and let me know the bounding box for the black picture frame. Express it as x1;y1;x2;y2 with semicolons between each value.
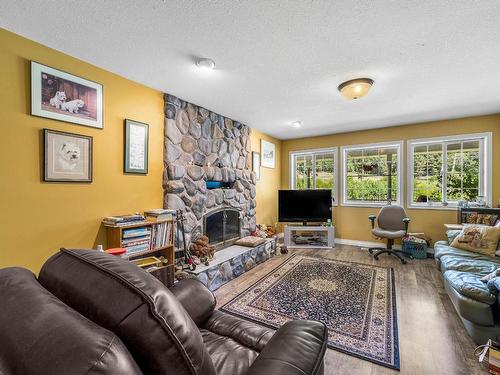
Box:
124;119;149;174
43;128;93;183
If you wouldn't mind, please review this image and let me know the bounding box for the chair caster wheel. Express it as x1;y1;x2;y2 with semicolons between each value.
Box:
373;256;379;261
368;249;373;254
401;259;407;264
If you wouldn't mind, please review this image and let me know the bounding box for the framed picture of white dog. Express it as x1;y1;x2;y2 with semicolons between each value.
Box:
31;61;103;129
43;129;93;182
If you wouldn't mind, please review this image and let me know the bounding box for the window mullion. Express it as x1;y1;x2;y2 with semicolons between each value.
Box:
442;142;447;204
312;154;316;189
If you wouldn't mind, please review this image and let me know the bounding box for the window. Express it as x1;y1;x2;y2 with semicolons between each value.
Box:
408;133;492;208
341;142;403;206
290;148;337;203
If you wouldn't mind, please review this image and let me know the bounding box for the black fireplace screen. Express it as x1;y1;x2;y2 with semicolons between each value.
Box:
204;209;240;248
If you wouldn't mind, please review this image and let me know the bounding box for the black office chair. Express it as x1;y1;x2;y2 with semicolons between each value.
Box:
368;205;412;264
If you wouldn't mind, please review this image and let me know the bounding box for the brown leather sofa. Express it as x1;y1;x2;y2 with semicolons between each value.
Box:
0;249;327;375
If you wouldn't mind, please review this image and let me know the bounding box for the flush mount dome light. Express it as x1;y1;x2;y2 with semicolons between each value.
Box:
196;58;215;70
291;121;302;128
338;78;374;100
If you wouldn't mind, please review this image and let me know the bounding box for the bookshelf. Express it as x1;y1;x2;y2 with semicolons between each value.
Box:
104;219;175;265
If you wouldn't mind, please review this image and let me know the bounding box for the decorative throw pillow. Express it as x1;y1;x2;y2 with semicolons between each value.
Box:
476;214;498;226
481;268;500;283
465;212;478;224
487;277;500;293
446;230;462;245
450;225;500;257
235;236;266;247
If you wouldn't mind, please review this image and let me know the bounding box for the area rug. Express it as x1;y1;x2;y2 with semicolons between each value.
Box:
221;254;400;370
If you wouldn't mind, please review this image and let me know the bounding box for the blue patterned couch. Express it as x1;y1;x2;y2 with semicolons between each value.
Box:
434;230;500;344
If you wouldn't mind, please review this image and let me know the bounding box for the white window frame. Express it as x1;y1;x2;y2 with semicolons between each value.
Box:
341;141;403;207
407;132;492;210
289;147;338;206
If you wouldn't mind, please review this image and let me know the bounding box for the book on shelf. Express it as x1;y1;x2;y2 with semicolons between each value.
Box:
122;228;151;239
144;209;176;222
103;214;145;225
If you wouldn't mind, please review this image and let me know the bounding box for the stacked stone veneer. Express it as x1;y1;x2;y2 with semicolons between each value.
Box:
198;238;277;291
163;94;257;247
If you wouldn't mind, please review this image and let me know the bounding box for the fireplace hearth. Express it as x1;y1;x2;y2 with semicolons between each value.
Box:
203;208;241;251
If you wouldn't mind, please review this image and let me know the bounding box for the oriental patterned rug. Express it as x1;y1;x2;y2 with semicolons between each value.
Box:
221;254;400;370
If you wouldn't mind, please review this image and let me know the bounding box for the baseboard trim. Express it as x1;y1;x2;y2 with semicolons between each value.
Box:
334;238;402;250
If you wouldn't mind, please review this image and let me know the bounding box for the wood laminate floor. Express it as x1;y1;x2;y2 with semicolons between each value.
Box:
214;245;486;375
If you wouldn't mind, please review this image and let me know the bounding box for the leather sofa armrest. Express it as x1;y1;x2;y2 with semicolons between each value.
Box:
169;278;216;326
247;320;327;375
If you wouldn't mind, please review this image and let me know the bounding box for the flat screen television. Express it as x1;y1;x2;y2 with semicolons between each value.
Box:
278;189;332;223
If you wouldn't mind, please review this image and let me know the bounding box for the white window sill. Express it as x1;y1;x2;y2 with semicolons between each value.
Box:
407;204;458;211
341;202;402;208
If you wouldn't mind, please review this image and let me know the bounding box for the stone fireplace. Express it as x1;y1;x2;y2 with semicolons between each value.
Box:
163;94;257;252
203;208;241;251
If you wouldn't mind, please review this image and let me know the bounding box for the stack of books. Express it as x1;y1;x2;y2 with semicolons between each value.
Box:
122;227;151;256
102;214;145;226
144;209;176;222
151;221;173;249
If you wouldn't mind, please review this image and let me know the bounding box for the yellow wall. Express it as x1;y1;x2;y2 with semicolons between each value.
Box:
281;114;500;244
0;29;164;272
251;129;282;226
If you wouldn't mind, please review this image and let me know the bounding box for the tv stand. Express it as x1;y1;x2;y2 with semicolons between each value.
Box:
284;225;335;249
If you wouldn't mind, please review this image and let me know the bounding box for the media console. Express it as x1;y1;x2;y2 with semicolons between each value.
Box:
284;225;335;249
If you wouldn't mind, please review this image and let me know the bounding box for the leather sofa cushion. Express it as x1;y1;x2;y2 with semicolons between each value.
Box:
434;242;494;261
443;276;495;326
201;329;259;375
0;267;141;375
170;278;216;326
446;230;462;245
39;249;216;375
203;310;275;352
246;320;327;375
444;270;497;305
440;255;499;275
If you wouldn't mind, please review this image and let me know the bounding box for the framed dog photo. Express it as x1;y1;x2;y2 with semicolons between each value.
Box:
124;119;149;174
31;61;103;129
44;129;93;182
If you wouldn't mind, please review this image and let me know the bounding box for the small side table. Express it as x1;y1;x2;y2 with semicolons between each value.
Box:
284;225;335;249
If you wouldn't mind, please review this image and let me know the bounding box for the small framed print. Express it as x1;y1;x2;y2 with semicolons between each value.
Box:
124;119;149;174
252;151;260;181
261;139;276;168
31;61;103;129
44;129;93;182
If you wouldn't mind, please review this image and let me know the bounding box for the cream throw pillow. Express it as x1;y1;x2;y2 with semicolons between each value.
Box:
235;236;266;247
451;225;500;257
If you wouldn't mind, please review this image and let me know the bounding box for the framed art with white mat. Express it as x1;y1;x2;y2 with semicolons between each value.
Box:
261;139;275;168
31;61;103;129
43;129;92;182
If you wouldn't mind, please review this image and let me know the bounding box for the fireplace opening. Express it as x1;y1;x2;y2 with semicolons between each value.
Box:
203;208;241;251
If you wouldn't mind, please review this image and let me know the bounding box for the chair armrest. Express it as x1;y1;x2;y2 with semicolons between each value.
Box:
246;320;327;375
403;217;410;234
368;215;376;229
169;278;216;326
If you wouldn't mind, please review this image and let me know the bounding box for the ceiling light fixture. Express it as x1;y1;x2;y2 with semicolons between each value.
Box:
338;78;374;100
196;58;215;70
291;121;302;128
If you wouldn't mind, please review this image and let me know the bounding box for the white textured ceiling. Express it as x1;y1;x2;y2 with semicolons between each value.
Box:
2;1;500;139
